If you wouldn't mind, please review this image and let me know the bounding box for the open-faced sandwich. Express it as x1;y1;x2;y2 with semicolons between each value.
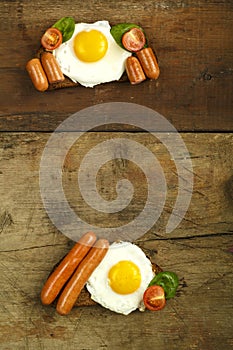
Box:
26;17;160;91
40;232;179;315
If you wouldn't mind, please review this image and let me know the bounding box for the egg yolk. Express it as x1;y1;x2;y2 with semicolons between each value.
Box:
73;29;108;62
108;260;141;294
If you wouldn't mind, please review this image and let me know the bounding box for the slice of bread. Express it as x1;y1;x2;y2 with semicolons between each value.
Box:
48;251;162;307
74;261;162;307
35;47;128;91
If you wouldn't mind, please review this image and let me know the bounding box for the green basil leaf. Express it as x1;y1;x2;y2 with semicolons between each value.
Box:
110;23;147;49
148;271;179;299
53;17;75;43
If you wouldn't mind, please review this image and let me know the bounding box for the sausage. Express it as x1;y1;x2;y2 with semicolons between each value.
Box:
56;238;109;315
26;58;49;92
40;52;65;84
40;232;97;305
136;47;160;80
125;56;146;85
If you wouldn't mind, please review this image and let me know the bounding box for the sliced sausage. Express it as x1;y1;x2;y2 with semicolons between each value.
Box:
41;52;65;84
136;47;160;80
125;56;146;85
26;58;49;92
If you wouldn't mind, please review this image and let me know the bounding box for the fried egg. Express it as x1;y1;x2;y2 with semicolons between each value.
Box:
53;21;131;87
86;241;154;315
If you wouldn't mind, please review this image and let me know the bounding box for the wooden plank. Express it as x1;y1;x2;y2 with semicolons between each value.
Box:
0;132;232;253
0;235;232;349
0;0;233;131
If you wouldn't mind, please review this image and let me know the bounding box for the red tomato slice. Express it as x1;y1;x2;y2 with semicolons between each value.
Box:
122;27;146;52
143;285;166;311
41;27;62;50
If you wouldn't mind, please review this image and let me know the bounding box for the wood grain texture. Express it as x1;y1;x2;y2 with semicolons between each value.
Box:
0;132;232;350
0;235;232;349
0;0;233;131
0;132;232;253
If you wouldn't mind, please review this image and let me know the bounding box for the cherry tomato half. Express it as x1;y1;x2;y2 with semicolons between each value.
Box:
41;27;62;50
122;27;146;52
143;285;166;311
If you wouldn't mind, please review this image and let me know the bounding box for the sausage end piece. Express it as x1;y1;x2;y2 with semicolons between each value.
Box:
26;58;49;92
125;56;146;85
41;52;65;84
136;47;160;80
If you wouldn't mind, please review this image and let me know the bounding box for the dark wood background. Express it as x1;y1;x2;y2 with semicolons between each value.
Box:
0;1;233;349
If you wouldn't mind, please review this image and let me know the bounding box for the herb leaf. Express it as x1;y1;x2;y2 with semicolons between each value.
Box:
53;17;75;43
148;271;179;299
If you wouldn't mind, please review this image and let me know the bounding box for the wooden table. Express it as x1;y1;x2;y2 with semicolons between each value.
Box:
1;1;233;349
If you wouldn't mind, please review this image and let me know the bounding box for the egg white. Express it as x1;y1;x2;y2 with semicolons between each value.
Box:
53;21;131;87
86;241;154;315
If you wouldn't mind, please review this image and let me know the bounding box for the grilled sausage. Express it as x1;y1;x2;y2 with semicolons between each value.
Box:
136;47;160;80
56;239;109;315
26;58;49;91
125;56;146;85
41;232;97;305
41;52;65;84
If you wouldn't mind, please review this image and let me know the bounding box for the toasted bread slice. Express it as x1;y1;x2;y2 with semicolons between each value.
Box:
48;248;162;307
35;47;128;91
74;260;162;306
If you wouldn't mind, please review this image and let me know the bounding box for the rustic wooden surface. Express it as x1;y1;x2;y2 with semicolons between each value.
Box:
1;0;233;132
0;0;233;349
